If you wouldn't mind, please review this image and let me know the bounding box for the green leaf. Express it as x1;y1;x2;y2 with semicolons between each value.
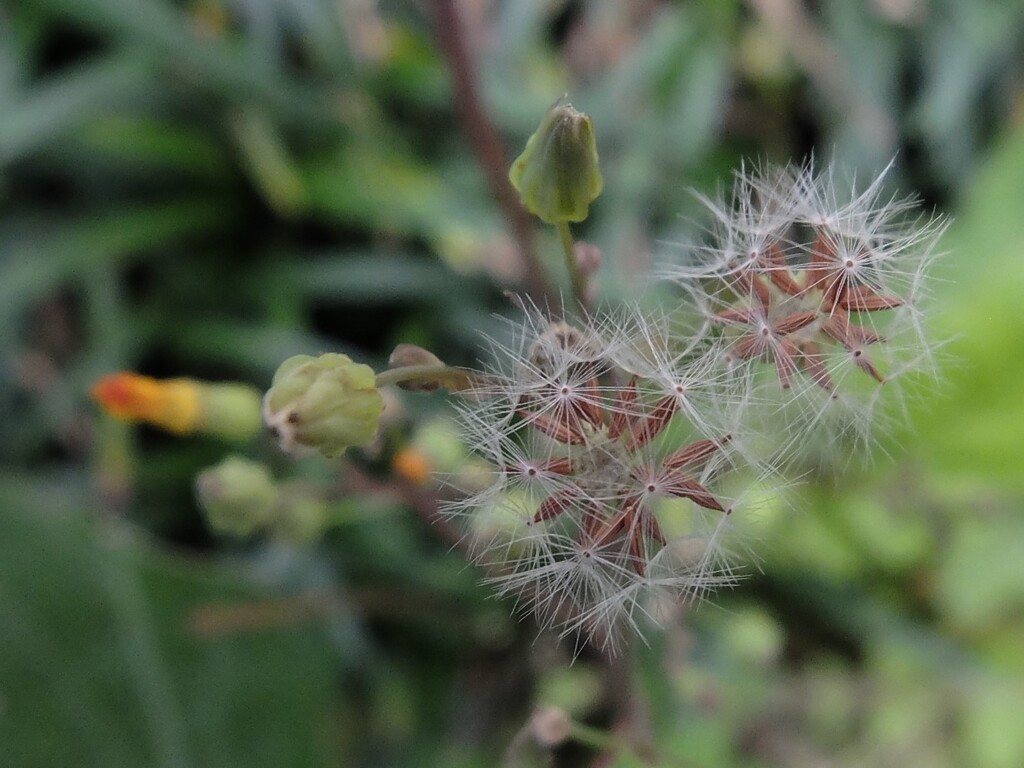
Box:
0;475;338;768
77;114;228;178
910;122;1024;493
27;0;335;128
0;200;231;341
293;252;465;304
304;139;454;238
0;56;152;163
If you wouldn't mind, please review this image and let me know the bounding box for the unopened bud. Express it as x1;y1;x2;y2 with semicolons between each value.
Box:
263;353;383;458
509;98;603;224
387;343;446;392
382;343;476;392
272;484;330;544
197;383;264;441
529;706;572;748
92;373;262;442
196;456;278;537
527;321;595;373
389;343;444;370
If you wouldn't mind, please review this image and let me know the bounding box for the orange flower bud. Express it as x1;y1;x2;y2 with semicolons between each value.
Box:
392;447;431;485
92;373;200;435
91;373;262;441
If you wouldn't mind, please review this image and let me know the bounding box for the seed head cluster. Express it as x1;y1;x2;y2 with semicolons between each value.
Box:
668;160;946;464
445;311;751;649
445;160;945;648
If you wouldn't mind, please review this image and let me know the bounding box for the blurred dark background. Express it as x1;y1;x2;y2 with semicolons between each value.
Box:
2;1;1024;766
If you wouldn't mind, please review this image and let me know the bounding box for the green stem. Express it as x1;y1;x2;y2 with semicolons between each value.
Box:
568;721;617;751
557;220;588;312
374;364;470;390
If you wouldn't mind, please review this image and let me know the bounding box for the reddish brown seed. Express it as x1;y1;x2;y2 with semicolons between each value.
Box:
766;242;803;296
798;342;835;392
534;489;579;523
840;284;903;312
844;322;883;346
591;500;634;548
521;410;586;445
663;436;730;471
628;526;647;577
822;273;851;313
715;307;758;325
774;310;819;336
581;502;606;540
822;312;883;350
805;231;837;292
821;314;855;349
625;395;678;452
735;268;772;310
645;511;667;546
574;376;607;428
536;456;574;475
663;473;726;512
852;349;885;383
774;340;800;389
732;334;770;361
608;377;638;439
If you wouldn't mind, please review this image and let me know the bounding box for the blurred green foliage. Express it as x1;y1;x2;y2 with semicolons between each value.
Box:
2;1;1024;766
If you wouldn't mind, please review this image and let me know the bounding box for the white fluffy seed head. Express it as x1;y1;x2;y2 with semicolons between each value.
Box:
660;158;946;468
441;158;943;650
441;308;757;651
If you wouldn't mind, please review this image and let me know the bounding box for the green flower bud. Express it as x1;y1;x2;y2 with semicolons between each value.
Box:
263;353;384;458
91;373;261;441
272;484;330;544
195;455;278;537
509;98;603;224
198;382;264;442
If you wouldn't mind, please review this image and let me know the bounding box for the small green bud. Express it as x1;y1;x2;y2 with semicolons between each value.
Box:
509;98;603;224
272;484;330;544
196;456;278;537
198;382;264;442
263;353;384;458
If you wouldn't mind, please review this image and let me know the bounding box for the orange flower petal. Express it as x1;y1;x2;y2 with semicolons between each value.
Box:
91;373;200;434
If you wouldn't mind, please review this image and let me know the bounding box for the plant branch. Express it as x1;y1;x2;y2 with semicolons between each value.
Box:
430;0;553;307
374;363;473;391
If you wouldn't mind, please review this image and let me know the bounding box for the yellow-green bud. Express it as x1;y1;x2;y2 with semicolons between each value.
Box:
198;383;264;442
272;484;330;544
509;98;603;224
195;456;278;537
91;373;261;442
263;353;384;458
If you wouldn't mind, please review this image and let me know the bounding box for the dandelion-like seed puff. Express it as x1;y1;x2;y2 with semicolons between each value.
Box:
445;159;944;648
664;159;947;466
442;308;756;650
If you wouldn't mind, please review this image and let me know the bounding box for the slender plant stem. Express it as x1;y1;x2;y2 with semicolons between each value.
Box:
569;722;617;751
374;363;470;390
557;221;588;313
430;0;553;307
